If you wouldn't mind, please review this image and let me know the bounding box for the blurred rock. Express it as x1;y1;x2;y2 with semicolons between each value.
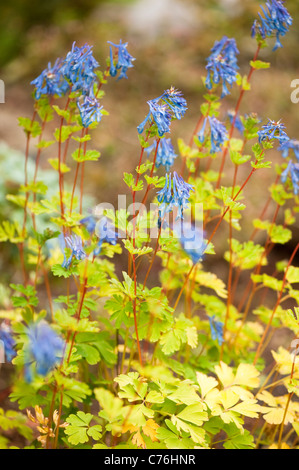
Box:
123;0;199;42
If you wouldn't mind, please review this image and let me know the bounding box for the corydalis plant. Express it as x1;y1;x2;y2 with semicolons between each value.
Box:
251;0;293;50
1;0;299;453
137;87;187;136
157;172;194;220
205;36;239;97
146;137;178;172
108;40;135;80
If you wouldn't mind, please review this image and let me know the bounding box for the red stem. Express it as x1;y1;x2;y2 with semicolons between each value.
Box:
215;44;261;190
253;242;299;366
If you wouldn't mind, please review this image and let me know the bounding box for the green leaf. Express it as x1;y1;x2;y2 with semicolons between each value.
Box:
224;240;265;270
95;388;124;421
18;117;42;137
9;382;48;410
72;134;91;143
286;266;299;284
223;424;255;449
0;221;24;244
36;96;54;122
156;426;193;449
230;150;251;166
167;381;201;405
52;264;78;278
236;74;251;91
176;404;208;426
253;219;292;244
65;412;101;445
52;105;71;120
75;343;100;365
138;135;150;148
48;158;71;173
250;60;271;70
135;161;153;174
123;172;143;191
251;273;283;291
269;225;292;244
123;239;153;256
20;181;48;195
10;283;38;308
35;139;55;149
33;228;60;247
72;149;101;162
54;125;80;143
6;194;26;208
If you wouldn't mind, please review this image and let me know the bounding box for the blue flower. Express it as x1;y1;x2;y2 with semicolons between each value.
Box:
80;215;97;234
59;233;86;269
161;87;188;120
281;161;299;195
24;321;64;383
174;221;206;264
278;139;299;161
157;172;194;221
31;58;69;100
208;315;224;346
205;36;239;97
137;88;187;136
252;1;292;51
77;94;103;128
0;323;16;362
61;42;99;94
258;119;289;144
146;138;177;172
227;110;244;134
138;99;172;137
108;40;135;80
94;216;118;256
198;116;228;154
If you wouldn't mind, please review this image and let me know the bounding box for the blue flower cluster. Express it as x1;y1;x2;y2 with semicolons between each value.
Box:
0;323;16;362
174;222;206;265
94;216;118;256
137;87;187;137
77;95;104;128
59;233;87;269
227;110;244;134
31;59;69;100
278;139;299;160
258;119;289;144
32;42;99;99
24;321;64;383
198;116;228;153
208;315;224;346
146;138;177;172
31;40;134;129
205;36;239;97
278;137;299;195
62;42;99;94
157;172;194;221
80;215;118;256
251;0;292;51
108;40;135;80
281;161;299;195
260;118;299;196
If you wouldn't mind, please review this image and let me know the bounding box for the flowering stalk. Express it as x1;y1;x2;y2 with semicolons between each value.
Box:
173;159;259;312
215;44;261;190
220;162;239;359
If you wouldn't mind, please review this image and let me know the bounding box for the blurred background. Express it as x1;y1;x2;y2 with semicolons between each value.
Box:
0;0;298;287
